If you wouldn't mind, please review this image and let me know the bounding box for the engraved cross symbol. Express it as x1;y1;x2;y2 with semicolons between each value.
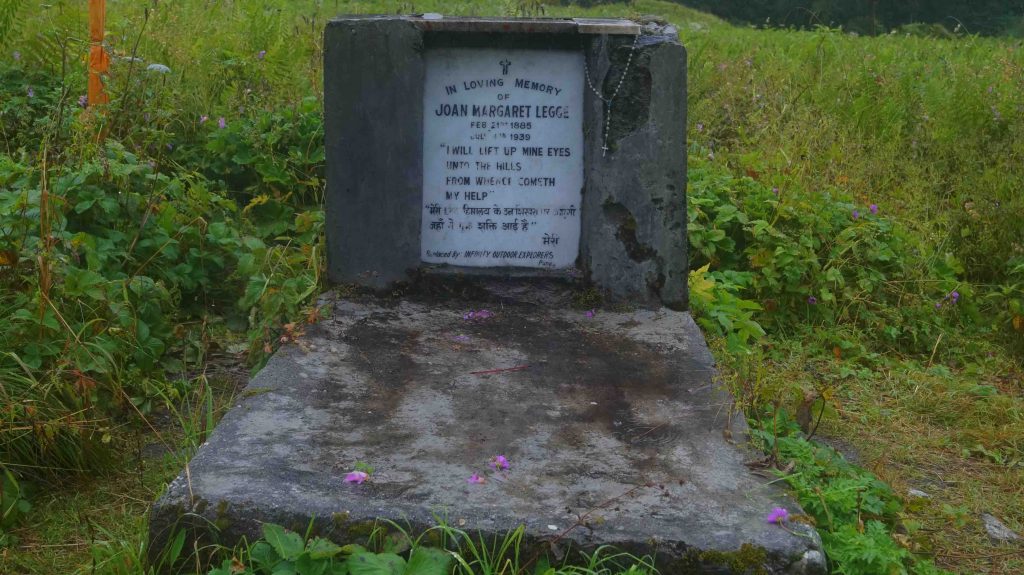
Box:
499;59;511;75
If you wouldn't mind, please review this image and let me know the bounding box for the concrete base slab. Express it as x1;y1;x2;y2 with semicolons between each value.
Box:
150;287;825;573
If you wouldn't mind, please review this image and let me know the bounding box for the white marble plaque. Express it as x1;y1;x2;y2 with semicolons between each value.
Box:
421;48;584;269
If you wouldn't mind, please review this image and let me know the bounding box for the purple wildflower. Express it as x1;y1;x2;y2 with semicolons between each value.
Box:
585;309;596;319
344;471;369;484
26;86;34;98
937;290;960;309
490;455;510;471
257;50;267;60
766;507;789;524
218;117;226;129
467;473;485;485
807;296;817;305
870;204;878;215
452;334;470;343
464;309;494;321
772;187;779;196
78;95;87;107
852;209;860;220
200;115;209;124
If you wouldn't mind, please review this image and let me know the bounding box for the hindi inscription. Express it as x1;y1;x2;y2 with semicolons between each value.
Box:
421;48;584;268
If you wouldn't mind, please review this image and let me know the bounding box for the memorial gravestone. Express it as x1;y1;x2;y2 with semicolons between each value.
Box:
325;16;689;308
150;16;825;574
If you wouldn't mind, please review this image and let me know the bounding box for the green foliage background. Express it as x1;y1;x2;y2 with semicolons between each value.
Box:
571;0;1024;36
0;1;1021;574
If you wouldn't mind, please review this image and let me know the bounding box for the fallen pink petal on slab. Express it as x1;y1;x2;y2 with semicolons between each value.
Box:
490;455;510;471
344;471;369;484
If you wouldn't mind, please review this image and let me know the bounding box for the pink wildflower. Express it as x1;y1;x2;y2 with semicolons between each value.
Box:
490;455;510;471
766;507;789;524
344;471;369;484
467;473;485;484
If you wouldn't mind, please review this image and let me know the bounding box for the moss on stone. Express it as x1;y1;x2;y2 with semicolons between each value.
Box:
332;511;351;528
572;287;604;309
211;500;233;532
344;520;377;539
241;387;274;398
697;544;770;575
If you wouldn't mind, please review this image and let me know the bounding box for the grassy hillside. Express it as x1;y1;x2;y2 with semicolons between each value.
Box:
0;0;1021;573
676;0;1024;36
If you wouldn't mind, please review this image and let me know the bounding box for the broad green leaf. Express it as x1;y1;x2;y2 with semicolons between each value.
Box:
272;561;298;575
404;547;452;575
263;523;305;561
307;538;343;560
328;563;350;575
295;554;328;575
346;552;406;575
249;541;280;567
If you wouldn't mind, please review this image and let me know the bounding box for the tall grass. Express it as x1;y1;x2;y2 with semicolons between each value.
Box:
685;25;1024;282
1;0;1022;572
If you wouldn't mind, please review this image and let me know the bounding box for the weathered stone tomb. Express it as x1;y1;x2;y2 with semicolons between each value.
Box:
150;15;825;574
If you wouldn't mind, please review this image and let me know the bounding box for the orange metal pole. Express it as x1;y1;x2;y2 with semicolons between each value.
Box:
88;0;109;108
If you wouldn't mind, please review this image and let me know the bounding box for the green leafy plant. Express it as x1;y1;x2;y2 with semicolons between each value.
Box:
688;264;765;354
209;522;655;575
749;411;952;575
686;147;964;355
0;69;325;483
207;523;465;575
0;468;30;547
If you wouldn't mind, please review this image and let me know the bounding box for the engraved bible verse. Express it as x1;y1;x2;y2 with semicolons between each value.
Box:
421;48;584;269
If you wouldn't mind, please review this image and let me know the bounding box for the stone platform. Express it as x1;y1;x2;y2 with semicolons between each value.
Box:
150;286;824;573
